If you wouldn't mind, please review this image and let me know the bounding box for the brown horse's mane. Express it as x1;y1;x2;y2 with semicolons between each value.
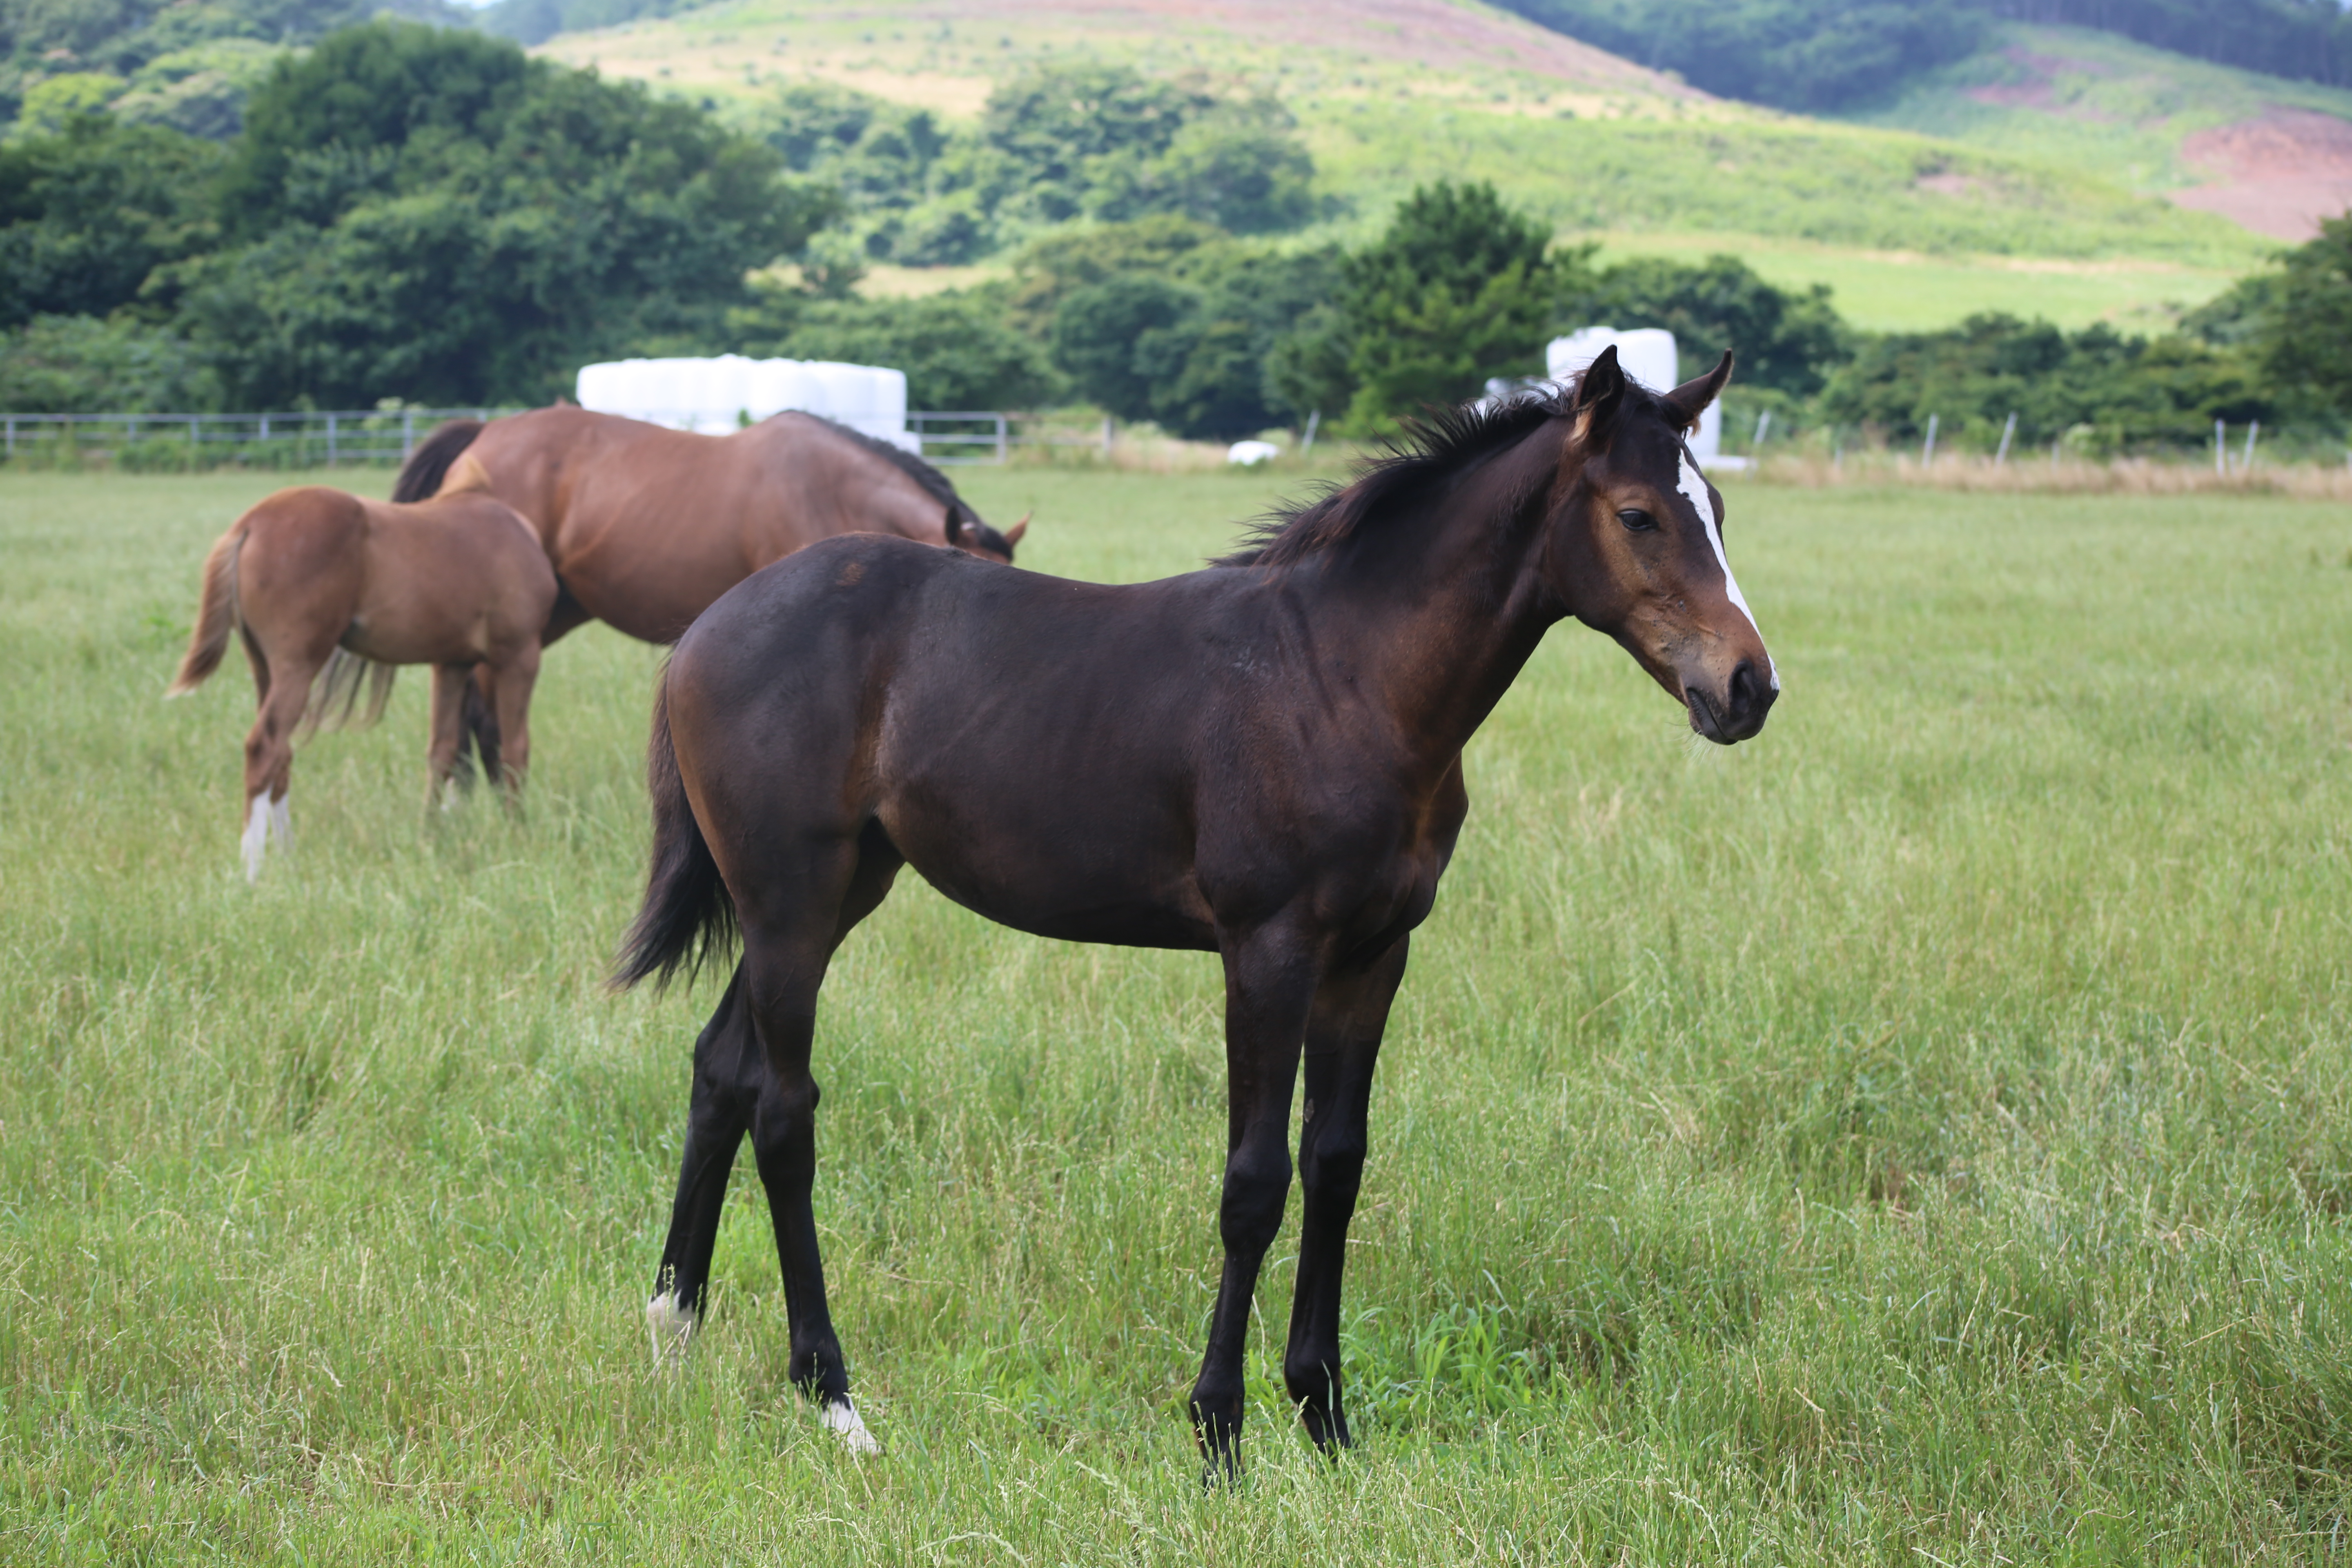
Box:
1219;379;1640;570
782;412;984;529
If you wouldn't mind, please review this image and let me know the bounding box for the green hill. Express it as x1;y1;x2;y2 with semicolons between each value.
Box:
1846;22;2352;243
532;0;2273;330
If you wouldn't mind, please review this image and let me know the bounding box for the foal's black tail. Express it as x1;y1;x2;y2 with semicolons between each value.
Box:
613;668;737;992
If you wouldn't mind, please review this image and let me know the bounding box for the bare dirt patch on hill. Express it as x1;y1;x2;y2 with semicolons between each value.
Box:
1964;46;2118;118
2171;107;2352;240
956;0;1696;89
552;0;1704;102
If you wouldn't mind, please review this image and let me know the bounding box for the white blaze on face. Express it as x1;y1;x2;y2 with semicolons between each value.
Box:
1676;452;1778;690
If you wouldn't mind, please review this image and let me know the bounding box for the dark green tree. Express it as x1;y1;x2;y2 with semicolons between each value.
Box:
0;113;223;326
1819;313;2268;452
1575;253;1849;396
0;310;216;411
183;20;835;407
728;283;1061;412
980;62;1214;226
1051;273;1198;422
1324;181;1574;434
2263;214;2352;418
1490;0;1987;111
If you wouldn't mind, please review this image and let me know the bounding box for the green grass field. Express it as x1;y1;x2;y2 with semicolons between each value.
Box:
5;466;2352;1562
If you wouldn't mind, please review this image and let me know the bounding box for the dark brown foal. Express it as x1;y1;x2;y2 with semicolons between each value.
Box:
168;483;556;878
614;348;1777;1470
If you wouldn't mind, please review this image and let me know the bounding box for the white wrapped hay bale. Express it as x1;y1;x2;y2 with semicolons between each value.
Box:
575;355;919;452
1545;327;1724;469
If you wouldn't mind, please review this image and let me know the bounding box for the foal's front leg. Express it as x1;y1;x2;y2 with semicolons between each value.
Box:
1190;931;1319;1476
1285;935;1409;1453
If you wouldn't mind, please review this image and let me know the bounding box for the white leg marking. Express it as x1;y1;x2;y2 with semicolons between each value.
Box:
822;1396;882;1456
645;1291;697;1366
267;791;293;848
1677;453;1777;690
241;791;272;882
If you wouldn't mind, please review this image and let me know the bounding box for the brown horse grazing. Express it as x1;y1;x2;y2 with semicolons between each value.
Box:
167;483;557;880
393;407;1027;647
612;347;1776;1470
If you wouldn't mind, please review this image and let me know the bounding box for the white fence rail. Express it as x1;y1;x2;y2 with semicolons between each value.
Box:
0;408;1111;469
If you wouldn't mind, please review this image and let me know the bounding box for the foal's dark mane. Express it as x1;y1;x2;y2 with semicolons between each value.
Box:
1219;382;1604;569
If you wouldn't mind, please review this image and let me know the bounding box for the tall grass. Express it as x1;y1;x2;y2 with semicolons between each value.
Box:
4;467;2350;1562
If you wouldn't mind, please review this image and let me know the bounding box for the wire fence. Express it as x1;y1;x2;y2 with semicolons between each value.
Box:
0;408;521;470
0;408;1120;470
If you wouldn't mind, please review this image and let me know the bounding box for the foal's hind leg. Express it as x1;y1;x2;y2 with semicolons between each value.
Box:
649;969;757;1364
741;822;904;1452
1283;935;1410;1454
238;641;320;880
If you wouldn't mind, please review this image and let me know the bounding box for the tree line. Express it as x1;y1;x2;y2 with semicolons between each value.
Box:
0;17;2347;454
1489;0;2352;111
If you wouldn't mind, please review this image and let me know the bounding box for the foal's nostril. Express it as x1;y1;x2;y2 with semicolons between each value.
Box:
1728;659;1775;722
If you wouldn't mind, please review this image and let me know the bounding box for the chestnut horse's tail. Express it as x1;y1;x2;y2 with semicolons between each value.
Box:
166;523;244;696
393;419;483;503
613;666;737;992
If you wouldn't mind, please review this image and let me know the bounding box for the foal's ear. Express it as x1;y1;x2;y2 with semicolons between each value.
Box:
1003;512;1029;547
1568;344;1627;447
1662;351;1734;435
944;505;968;547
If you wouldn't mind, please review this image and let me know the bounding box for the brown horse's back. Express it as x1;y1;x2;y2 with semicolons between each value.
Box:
443;408;987;645
221;487;552;670
341;493;554;666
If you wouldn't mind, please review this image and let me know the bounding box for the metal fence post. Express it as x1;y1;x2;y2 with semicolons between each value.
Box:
4;417;12;459
327;411;339;467
995;412;1007;465
402;408;415;458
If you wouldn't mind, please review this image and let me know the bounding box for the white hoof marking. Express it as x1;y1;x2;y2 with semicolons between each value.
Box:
646;1291;697;1367
822;1397;881;1455
241;791;274;882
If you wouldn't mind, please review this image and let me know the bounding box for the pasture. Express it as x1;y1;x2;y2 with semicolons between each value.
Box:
3;465;2350;1563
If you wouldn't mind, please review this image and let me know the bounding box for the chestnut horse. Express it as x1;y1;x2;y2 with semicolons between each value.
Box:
394;407;1025;646
394;407;1025;782
613;348;1777;1470
168;483;556;880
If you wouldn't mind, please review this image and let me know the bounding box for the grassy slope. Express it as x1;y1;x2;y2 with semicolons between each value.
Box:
5;467;2352;1561
538;0;2270;332
1851;22;2352;196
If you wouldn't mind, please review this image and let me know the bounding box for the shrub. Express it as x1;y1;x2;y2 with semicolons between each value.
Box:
0;312;218;412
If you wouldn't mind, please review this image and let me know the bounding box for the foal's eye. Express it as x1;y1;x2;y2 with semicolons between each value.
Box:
1617;508;1658;533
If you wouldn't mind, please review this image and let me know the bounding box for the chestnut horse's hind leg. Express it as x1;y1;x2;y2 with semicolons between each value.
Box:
484;643;541;801
1189;928;1321;1477
648;969;755;1364
1284;935;1410;1454
425;664;474;807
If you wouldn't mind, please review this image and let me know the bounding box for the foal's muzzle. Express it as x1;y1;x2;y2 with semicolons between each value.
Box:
1686;659;1775;744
